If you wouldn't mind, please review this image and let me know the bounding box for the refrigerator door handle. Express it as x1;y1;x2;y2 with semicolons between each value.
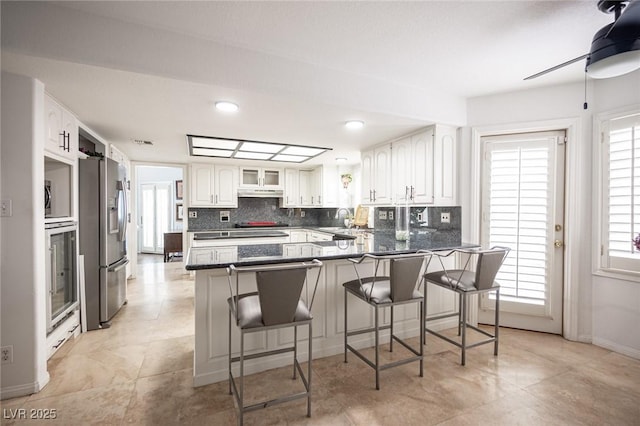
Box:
108;258;129;272
117;180;128;242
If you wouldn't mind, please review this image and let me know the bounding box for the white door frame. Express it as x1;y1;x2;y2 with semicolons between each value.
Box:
467;117;583;341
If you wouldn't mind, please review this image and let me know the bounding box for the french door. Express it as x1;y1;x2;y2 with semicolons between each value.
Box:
139;183;171;254
478;130;565;334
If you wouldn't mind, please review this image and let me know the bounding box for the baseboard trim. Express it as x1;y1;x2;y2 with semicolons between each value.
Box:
0;378;47;401
592;337;640;360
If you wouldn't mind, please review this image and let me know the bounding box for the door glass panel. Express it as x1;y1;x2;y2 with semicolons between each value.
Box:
49;229;77;322
242;169;259;185
155;185;170;249
264;170;280;186
141;185;155;250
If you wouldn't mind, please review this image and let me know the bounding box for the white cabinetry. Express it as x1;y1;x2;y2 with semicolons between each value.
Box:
44;94;78;161
282;168;299;207
432;124;457;205
392;129;435;205
191;246;238;264
240;167;283;189
298;169;314;206
315;165;338;207
288;229;308;243
361;144;392;205
190;163;238;207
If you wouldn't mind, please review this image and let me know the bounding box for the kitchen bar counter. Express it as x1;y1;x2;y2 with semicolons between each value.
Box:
190;230;472;388
186;230;466;270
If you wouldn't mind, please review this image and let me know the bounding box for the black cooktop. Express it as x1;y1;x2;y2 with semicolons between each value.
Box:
234;222;290;228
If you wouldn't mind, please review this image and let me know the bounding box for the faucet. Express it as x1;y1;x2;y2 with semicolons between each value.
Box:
335;208;352;228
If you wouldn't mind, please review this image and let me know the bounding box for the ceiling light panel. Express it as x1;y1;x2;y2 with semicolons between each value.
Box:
187;135;331;163
238;141;285;153
280;146;326;156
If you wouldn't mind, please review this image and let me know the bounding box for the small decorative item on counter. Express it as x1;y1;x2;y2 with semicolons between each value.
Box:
634;233;640;251
341;173;353;189
395;202;410;241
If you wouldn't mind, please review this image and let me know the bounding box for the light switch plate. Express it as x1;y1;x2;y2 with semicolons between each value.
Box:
441;212;450;223
379;211;387;220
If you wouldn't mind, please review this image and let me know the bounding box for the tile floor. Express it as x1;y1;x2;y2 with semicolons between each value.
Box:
2;255;640;425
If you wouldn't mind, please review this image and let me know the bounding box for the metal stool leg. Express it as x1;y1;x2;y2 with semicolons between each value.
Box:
228;308;232;395
460;293;467;366
307;321;312;417
293;325;298;379
494;288;500;356
419;299;424;377
390;305;394;352
375;305;380;390
239;330;245;426
344;288;348;363
457;293;462;336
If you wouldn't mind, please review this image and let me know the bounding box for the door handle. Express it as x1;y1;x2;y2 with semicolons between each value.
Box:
554;240;564;248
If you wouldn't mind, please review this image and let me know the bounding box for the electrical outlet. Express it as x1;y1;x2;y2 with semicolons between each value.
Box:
417;212;423;222
188;211;197;218
301;211;305;218
379;211;387;220
220;211;230;222
0;199;12;217
441;212;451;224
388;211;394;220
1;345;13;364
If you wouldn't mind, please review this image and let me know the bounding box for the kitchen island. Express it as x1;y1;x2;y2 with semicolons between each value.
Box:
186;230;474;387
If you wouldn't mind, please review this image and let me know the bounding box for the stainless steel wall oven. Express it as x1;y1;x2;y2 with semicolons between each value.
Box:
45;221;78;333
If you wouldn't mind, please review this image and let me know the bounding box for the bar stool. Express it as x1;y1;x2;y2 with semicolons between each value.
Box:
226;260;323;425
343;253;431;390
423;247;510;365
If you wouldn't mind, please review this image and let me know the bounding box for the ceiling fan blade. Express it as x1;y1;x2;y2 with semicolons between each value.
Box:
605;0;640;38
524;54;590;80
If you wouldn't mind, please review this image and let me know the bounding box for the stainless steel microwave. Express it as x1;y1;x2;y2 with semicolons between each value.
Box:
45;180;52;217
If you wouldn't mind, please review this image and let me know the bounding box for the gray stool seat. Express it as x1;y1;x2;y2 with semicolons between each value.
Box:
343;277;423;304
228;293;312;329
424;247;510;366
343;253;432;390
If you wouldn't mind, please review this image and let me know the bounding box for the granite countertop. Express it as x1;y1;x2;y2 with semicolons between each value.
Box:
186;230;473;270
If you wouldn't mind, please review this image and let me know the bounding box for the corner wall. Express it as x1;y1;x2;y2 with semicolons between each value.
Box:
1;72;49;399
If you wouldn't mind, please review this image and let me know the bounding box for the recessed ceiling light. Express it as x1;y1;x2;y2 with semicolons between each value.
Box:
215;101;239;112
345;120;364;130
335;157;347;162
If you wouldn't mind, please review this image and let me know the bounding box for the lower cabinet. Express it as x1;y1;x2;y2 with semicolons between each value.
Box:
46;310;80;359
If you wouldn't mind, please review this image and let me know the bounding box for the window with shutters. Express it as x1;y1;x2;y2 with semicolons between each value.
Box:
599;112;640;278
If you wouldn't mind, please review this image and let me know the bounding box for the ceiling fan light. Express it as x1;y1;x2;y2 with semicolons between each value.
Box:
587;49;640;78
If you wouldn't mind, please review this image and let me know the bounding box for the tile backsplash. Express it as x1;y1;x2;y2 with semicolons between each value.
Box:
187;198;347;230
373;206;461;232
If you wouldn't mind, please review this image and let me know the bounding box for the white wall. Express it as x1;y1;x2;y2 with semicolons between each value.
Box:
462;70;640;356
1;72;50;398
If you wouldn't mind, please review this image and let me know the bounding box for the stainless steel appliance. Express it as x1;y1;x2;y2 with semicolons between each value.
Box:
79;157;129;330
44;179;52;217
45;221;78;333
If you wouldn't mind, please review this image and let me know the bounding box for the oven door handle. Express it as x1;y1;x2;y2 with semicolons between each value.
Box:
49;245;57;294
108;258;129;272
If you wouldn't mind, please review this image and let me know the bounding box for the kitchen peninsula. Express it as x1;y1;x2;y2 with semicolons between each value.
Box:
186;229;475;387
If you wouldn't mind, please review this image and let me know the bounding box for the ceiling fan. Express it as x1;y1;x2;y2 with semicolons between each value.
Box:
525;0;640;80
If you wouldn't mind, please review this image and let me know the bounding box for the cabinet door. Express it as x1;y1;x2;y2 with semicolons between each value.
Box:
61;109;78;160
262;168;283;189
433;125;457;205
392;137;412;204
215;247;238;263
319;165;338;207
283;168;299;207
190;164;215;206
411;129;435;204
240;167;260;188
299;170;313;206
214;165;238;207
289;230;308;243
360;149;374;203
311;167;322;206
44;96;63;155
373;144;392;204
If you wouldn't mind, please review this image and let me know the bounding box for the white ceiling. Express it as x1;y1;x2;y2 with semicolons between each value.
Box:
1;1;613;165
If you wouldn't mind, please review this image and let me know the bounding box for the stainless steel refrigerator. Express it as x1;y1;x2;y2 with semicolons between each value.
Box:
79;157;129;330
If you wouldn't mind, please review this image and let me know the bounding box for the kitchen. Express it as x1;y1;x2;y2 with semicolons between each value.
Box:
2;1;640;424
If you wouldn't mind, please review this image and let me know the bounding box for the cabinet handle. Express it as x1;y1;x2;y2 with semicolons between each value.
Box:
59;131;66;150
318;195;321;204
405;186;409;200
53;338;66;349
369;190;372;202
373;190;377;202
300;196;303;204
410;186;415;201
210;195;213;203
68;324;79;333
65;132;70;151
311;196;314;204
215;195;218;204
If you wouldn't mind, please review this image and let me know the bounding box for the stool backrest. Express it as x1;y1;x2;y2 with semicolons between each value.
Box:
474;247;510;290
390;256;426;302
256;267;307;326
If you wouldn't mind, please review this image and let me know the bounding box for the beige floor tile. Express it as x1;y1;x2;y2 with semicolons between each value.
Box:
11;255;639;425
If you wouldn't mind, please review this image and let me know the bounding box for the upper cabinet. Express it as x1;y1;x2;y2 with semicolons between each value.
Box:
362;124;457;206
44;94;77;162
282;168;299;207
361;144;392;205
392;129;435;205
281;165;338;208
190;163;238;207
239;167;283;189
432;124;457;205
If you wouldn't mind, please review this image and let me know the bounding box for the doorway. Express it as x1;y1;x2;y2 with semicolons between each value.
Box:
478;130;566;334
135;165;184;259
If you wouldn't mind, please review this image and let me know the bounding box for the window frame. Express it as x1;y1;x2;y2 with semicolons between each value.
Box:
595;106;640;282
